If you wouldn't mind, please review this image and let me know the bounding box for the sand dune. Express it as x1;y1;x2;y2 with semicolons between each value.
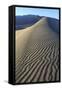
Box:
15;17;59;83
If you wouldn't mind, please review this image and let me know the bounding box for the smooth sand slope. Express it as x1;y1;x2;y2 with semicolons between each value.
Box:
15;17;59;83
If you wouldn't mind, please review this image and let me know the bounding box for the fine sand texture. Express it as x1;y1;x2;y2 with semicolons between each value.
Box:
15;17;59;83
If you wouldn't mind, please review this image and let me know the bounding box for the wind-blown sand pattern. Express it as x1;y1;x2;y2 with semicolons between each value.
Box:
15;17;59;83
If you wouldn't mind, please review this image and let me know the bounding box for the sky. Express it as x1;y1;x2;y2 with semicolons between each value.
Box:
16;7;59;19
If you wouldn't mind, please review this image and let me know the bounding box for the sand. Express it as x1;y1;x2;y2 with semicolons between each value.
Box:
15;17;59;83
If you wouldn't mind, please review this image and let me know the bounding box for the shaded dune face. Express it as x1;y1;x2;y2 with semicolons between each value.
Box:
16;15;41;30
47;17;59;33
15;17;59;83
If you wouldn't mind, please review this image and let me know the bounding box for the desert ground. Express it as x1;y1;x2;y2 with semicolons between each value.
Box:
15;17;59;83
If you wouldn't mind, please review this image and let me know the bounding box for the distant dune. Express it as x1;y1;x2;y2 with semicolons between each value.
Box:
15;17;59;83
16;15;59;33
16;15;41;29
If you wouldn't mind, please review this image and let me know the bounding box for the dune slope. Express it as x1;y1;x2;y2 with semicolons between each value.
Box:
15;17;59;83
